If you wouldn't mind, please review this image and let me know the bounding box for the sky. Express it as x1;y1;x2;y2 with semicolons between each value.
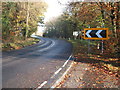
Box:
44;0;117;22
44;0;70;22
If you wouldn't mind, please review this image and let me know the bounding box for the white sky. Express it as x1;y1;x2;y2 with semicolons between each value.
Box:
44;0;70;22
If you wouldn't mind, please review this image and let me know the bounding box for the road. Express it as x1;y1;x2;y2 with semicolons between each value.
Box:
2;37;73;88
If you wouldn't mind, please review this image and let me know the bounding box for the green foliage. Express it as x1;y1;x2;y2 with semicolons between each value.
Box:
45;14;76;39
2;2;47;50
2;38;40;51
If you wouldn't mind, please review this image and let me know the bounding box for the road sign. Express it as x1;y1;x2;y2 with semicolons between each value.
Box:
73;31;81;37
83;28;109;40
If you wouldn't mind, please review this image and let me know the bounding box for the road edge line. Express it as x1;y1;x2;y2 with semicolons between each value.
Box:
36;81;47;90
36;54;73;89
51;55;74;88
54;68;62;75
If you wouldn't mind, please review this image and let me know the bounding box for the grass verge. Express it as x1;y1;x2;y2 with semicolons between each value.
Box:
2;38;40;51
68;39;120;78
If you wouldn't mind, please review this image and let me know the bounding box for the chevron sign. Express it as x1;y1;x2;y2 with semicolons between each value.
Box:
83;28;109;40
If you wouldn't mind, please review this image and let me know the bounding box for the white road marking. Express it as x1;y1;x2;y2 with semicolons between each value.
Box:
38;40;55;52
54;68;62;75
62;55;72;67
62;60;69;68
38;41;50;48
3;40;55;65
86;30;92;38
51;55;72;78
96;30;103;38
36;81;47;90
36;54;72;89
51;60;74;88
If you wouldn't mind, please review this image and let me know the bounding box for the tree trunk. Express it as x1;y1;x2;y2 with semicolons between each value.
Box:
99;3;105;27
114;2;120;38
114;2;120;56
26;1;29;39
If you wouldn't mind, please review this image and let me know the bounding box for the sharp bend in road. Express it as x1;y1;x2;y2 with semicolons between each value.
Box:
2;36;73;88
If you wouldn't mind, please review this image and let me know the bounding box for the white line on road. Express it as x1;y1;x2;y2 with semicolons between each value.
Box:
51;55;72;78
36;54;72;89
51;58;74;88
38;40;55;52
36;81;47;90
38;41;50;48
62;55;72;67
51;54;72;88
3;38;52;64
54;68;62;75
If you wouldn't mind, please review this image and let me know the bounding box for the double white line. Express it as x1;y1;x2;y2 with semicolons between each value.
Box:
36;55;72;89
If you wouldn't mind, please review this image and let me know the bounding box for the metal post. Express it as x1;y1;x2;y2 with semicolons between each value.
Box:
88;40;90;54
101;23;105;54
87;25;90;54
97;42;100;49
101;40;104;54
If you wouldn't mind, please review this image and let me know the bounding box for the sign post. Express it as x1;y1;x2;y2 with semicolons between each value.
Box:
83;28;109;40
83;28;109;54
101;40;104;54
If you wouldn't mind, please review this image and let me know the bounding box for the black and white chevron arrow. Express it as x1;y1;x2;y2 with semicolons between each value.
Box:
85;30;106;38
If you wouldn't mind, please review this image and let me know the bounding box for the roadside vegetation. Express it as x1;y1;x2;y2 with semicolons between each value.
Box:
44;2;120;57
2;1;120;77
69;39;119;78
2;2;47;51
2;38;40;51
44;1;120;77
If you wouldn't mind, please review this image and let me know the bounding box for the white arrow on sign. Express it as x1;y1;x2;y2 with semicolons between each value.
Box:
86;30;92;38
96;30;103;38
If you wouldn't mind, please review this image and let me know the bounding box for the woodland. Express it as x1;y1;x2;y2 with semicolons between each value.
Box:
1;1;120;56
45;2;120;57
2;2;47;50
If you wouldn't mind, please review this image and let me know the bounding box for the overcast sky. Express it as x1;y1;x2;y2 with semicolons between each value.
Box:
44;0;70;22
44;0;117;22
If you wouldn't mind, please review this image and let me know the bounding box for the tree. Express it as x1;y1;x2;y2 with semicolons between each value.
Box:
45;13;75;39
45;1;120;56
2;1;47;43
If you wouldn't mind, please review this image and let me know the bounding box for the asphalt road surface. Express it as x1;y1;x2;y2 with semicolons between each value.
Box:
2;36;73;88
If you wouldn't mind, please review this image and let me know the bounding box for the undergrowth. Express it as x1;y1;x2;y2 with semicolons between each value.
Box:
2;38;40;51
68;39;120;78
